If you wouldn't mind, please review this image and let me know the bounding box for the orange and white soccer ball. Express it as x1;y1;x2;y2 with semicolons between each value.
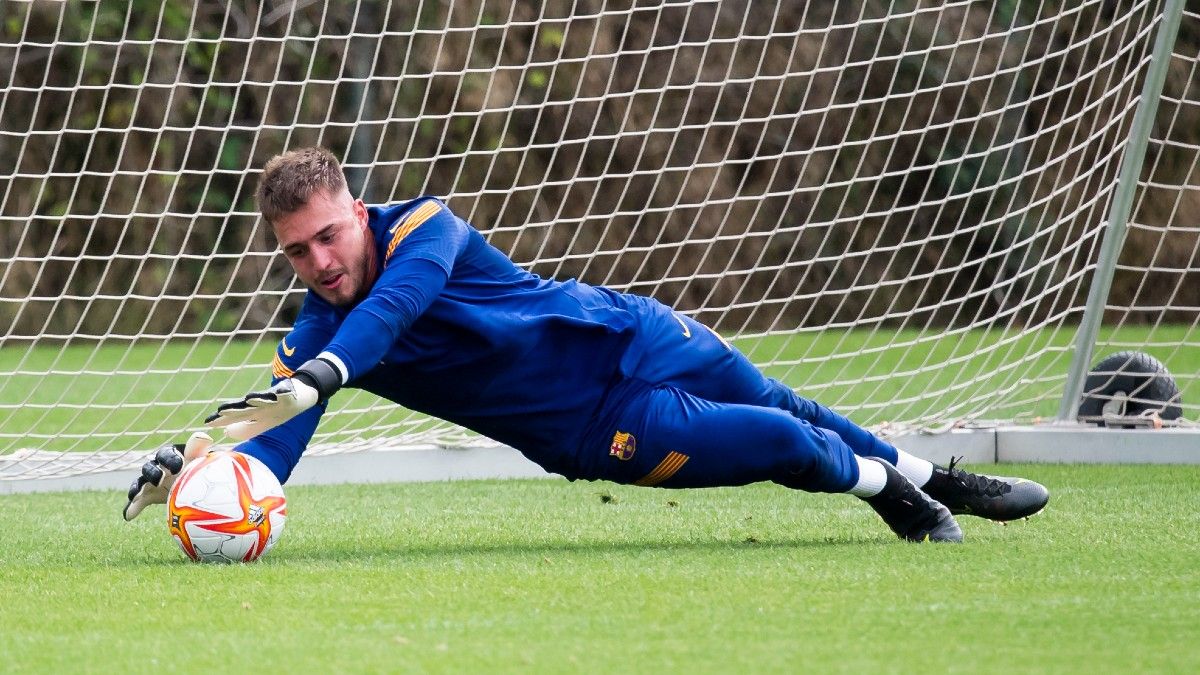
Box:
167;451;287;563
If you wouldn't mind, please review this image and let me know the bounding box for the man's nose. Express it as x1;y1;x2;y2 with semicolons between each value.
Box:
310;244;333;270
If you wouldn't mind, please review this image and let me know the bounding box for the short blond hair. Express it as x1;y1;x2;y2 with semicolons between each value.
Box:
256;147;347;224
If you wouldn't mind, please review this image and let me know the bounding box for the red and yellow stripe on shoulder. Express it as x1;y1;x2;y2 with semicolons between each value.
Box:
384;199;442;265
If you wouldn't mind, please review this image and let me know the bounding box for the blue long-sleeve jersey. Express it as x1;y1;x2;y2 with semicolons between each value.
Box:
239;197;645;482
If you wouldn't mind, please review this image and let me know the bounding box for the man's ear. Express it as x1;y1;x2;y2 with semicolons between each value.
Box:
353;198;369;229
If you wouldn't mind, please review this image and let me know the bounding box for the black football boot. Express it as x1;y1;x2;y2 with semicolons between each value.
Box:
922;457;1050;521
862;460;963;543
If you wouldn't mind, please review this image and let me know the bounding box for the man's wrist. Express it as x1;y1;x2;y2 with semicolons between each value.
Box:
294;357;343;401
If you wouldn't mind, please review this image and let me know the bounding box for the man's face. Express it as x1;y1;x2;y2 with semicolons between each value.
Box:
273;188;376;307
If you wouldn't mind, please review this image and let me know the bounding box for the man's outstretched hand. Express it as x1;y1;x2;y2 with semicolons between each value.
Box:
203;358;342;441
123;431;214;521
203;377;320;441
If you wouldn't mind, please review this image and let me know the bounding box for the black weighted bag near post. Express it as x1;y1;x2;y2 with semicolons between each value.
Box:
1077;351;1183;427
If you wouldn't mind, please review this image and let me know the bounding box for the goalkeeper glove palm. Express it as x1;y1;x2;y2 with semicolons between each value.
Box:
204;357;342;440
203;377;320;441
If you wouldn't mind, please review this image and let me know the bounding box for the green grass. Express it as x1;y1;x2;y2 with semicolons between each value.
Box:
3;466;1199;672
5;324;1199;454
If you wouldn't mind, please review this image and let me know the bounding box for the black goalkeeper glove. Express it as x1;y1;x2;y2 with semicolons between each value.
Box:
122;431;214;521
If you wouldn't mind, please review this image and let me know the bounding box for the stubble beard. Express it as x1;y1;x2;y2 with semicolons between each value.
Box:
313;239;376;309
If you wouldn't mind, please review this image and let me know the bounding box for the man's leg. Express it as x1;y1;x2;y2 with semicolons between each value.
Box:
588;383;961;542
629;309;1048;520
629;310;934;481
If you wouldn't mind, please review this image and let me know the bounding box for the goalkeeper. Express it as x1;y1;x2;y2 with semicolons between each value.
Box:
125;147;1049;542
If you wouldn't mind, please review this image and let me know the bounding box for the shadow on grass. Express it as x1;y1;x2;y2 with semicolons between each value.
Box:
208;533;907;564
119;532;907;568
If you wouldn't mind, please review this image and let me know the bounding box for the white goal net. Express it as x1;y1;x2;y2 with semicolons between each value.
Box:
2;0;1198;480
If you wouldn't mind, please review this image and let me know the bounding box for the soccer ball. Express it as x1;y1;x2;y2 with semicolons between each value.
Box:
167;451;287;563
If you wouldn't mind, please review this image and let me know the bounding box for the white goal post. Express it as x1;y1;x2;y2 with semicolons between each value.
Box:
2;0;1199;487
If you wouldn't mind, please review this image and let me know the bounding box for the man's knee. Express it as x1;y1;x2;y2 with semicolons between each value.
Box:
720;409;855;492
737;408;825;476
760;377;819;421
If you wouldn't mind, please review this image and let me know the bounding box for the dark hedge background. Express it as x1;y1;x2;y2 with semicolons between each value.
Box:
1;0;1196;341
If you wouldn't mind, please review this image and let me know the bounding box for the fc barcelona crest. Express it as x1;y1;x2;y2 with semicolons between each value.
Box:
609;431;636;461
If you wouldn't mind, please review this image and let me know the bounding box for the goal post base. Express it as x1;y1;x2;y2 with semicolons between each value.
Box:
2;425;1197;494
886;424;1200;465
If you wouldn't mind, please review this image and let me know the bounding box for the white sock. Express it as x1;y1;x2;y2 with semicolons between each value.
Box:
895;450;934;487
847;456;888;497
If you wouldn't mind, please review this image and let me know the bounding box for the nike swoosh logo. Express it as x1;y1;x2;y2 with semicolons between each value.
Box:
673;314;691;338
281;338;296;357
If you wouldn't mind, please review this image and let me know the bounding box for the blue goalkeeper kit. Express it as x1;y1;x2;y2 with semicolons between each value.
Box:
239;198;903;493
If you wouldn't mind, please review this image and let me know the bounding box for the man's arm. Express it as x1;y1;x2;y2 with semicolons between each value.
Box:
310;200;469;384
209;312;336;479
206;199;469;437
123;316;334;519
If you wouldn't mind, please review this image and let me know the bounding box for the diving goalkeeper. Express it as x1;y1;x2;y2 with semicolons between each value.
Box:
124;147;1049;542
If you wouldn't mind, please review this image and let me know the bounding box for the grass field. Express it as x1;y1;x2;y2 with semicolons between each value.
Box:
3;465;1199;672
